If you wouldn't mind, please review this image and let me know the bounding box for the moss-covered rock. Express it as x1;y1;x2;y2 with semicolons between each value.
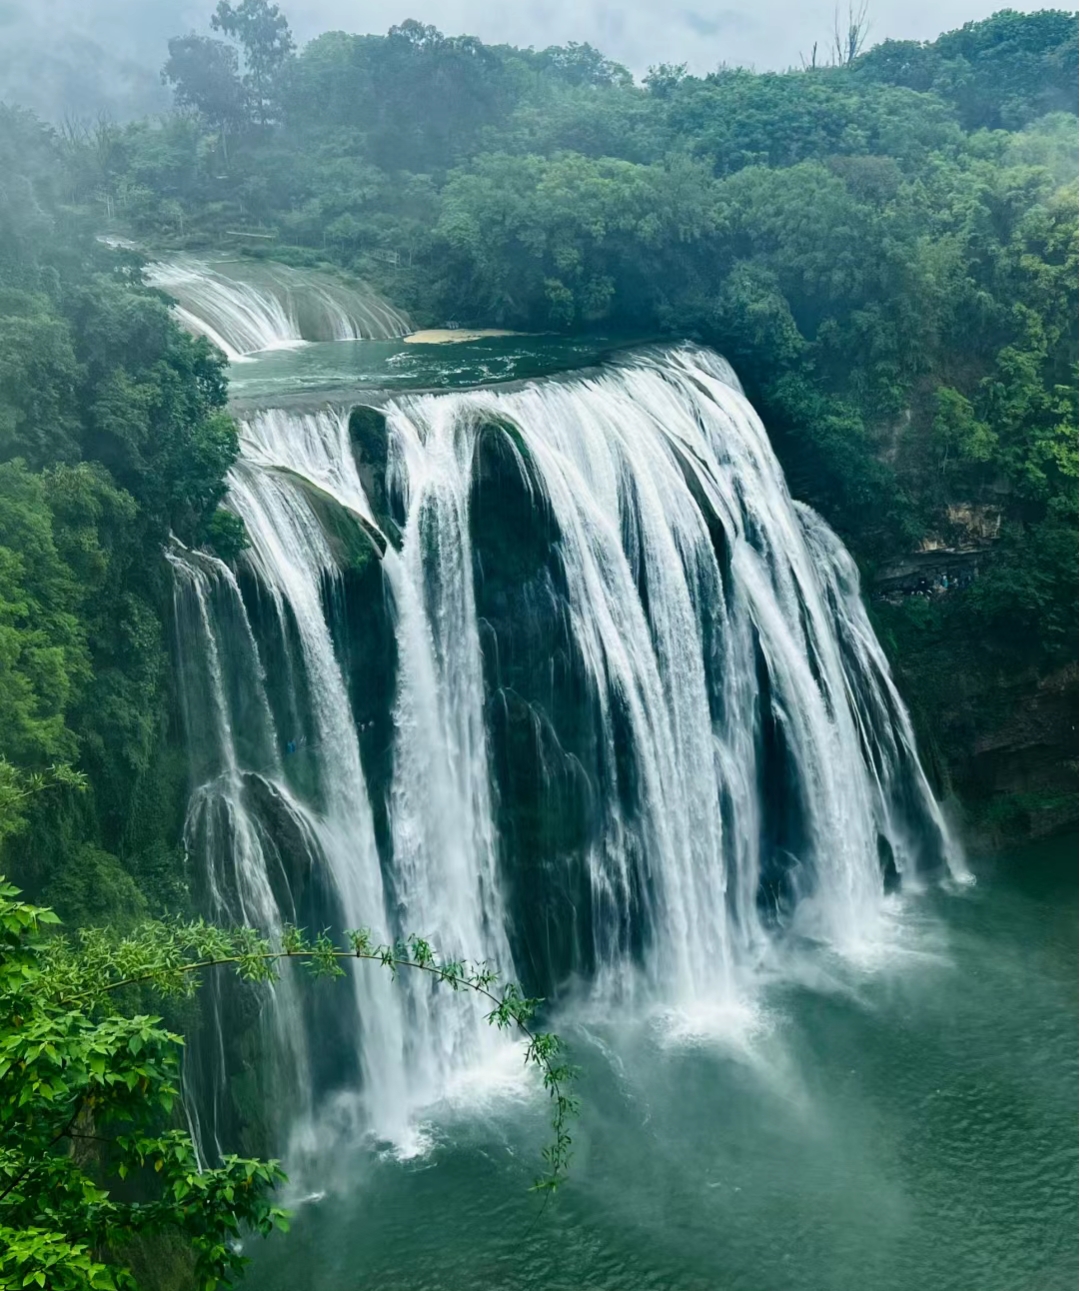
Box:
469;417;608;995
873;596;1078;846
349;404;402;547
281;467;385;573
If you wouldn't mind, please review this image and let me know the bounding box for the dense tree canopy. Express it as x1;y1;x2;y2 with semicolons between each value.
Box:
855;9;1079;128
0;105;240;918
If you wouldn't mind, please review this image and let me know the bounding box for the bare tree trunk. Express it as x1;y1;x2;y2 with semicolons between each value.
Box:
832;1;871;65
800;40;820;70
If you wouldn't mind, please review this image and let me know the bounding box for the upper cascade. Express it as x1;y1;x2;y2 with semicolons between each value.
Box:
146;254;412;359
169;343;961;1158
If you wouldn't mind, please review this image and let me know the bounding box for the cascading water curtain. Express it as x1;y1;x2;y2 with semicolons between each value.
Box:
171;344;961;1162
145;256;412;358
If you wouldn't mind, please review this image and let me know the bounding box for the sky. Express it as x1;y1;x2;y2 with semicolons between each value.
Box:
286;0;1067;74
0;0;1074;121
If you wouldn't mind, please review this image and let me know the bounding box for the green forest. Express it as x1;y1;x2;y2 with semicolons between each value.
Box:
0;6;1077;1287
3;5;1076;909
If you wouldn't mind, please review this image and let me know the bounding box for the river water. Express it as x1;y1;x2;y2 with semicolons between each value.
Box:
246;835;1077;1291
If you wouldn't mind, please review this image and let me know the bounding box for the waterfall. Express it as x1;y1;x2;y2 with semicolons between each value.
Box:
172;343;960;1158
167;544;317;1155
146;256;412;358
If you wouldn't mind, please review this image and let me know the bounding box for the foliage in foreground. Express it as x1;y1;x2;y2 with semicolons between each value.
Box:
0;878;576;1290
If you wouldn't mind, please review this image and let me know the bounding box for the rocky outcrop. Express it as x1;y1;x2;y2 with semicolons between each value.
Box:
901;652;1078;846
961;663;1078;840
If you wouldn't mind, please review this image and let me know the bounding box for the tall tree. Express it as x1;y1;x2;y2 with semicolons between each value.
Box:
162;35;248;152
210;0;295;124
833;0;872;65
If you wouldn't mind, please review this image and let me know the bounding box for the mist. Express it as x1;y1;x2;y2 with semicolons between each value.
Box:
0;0;1069;122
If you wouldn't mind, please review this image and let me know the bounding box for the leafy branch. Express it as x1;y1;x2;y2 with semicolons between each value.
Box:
0;761;87;846
2;881;578;1290
43;919;578;1195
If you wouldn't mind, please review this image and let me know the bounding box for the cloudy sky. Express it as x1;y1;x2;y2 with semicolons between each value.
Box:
285;0;1067;73
0;0;1073;120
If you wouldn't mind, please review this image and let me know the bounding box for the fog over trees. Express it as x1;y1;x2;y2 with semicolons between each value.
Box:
0;0;1066;119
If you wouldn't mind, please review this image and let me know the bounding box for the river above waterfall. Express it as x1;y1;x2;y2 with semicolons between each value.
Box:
246;835;1077;1291
224;333;637;407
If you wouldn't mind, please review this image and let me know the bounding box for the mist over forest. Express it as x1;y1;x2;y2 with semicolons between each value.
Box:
0;0;1068;119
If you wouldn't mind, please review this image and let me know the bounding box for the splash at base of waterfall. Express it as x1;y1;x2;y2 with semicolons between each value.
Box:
241;840;1077;1291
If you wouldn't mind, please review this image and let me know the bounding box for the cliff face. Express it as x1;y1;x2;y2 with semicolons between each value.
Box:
866;415;1077;849
959;663;1078;840
894;646;1078;847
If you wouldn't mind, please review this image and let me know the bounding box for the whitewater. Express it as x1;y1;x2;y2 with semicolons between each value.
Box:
169;333;962;1162
147;254;412;359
